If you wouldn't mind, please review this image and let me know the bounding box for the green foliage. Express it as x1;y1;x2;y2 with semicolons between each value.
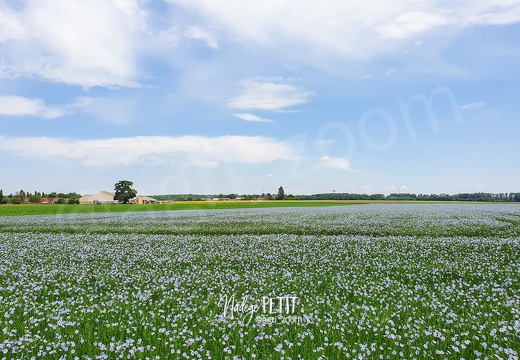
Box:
12;192;24;204
285;194;299;200
66;192;81;204
149;192;520;202
276;186;285;200
28;194;42;204
299;192;520;202
0;189;3;204
114;180;138;204
152;194;264;201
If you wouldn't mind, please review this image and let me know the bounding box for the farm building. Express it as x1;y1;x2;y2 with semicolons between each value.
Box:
131;196;158;204
41;197;64;204
79;191;116;205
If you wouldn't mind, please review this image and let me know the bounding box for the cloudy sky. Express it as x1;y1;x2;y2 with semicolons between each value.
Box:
1;0;519;196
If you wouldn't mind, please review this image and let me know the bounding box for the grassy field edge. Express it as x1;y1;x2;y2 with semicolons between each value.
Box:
0;200;362;217
1;200;518;217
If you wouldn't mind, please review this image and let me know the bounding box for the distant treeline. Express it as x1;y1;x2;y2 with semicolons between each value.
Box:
0;190;81;204
299;192;520;202
150;194;279;201
2;189;520;204
152;192;520;202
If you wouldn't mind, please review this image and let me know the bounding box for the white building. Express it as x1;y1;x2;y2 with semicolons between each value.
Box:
79;191;117;205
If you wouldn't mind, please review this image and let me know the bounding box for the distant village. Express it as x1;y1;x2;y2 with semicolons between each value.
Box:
0;182;289;205
0;190;159;205
0;188;287;205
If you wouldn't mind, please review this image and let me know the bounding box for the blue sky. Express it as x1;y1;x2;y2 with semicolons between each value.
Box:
0;0;519;196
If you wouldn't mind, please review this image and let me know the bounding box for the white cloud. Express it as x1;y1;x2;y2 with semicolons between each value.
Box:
0;135;297;167
2;0;518;90
233;113;273;123
228;78;312;111
376;11;447;39
112;0;142;20
184;26;219;49
318;156;352;171
0;0;144;87
0;3;28;41
0;95;139;123
461;102;485;110
167;0;520;59
465;3;520;26
0;96;66;119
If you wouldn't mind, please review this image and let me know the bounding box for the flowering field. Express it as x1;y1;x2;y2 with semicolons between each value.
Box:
0;204;519;359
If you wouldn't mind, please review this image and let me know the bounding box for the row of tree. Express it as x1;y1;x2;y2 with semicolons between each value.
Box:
151;190;520;202
152;188;520;202
151;187;289;201
299;192;520;202
0;189;81;204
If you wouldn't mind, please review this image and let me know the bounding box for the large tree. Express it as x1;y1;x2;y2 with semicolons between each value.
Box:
114;180;137;204
276;186;285;200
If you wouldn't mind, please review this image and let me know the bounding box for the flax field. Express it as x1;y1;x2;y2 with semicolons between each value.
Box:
0;204;519;359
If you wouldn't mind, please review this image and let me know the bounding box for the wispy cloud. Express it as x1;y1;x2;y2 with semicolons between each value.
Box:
376;11;447;39
233;113;273;123
168;1;520;59
2;0;519;89
318;156;352;171
228;78;313;111
461;102;485;110
0;135;297;167
184;26;219;49
0;96;66;119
